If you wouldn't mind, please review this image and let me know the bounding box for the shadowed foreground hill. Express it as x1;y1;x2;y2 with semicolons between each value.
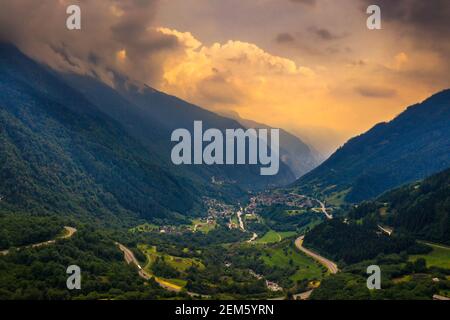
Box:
350;168;450;245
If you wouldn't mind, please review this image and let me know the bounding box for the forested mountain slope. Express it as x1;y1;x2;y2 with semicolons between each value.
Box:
0;43;197;225
62;73;295;190
294;90;450;202
350;168;450;245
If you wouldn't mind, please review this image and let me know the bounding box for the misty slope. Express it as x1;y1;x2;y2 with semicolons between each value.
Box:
234;116;322;178
294;89;450;202
62;74;295;190
350;168;450;245
0;43;197;224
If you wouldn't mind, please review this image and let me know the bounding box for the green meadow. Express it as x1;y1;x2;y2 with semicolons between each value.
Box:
256;230;296;244
409;242;450;269
139;245;205;272
262;245;323;282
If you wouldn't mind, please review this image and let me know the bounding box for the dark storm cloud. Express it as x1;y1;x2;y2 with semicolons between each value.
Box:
308;27;343;41
0;0;181;87
361;0;450;78
275;33;295;44
361;0;450;44
49;43;80;68
290;0;316;6
361;0;450;36
355;85;397;98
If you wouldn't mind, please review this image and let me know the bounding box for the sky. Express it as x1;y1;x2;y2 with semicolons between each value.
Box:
1;0;449;155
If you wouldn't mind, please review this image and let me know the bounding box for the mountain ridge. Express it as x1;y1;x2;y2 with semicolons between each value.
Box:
0;43;199;224
220;111;323;178
350;167;450;245
294;89;450;203
61;71;296;191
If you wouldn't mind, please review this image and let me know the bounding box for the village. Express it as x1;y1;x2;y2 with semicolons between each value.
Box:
135;190;329;236
244;192;316;215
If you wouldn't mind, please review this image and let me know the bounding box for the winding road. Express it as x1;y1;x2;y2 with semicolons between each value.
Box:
247;232;258;243
433;294;450;300
0;226;77;256
237;209;245;231
293;289;314;300
377;225;393;236
115;242;180;292
115;242;210;299
295;236;339;274
315;199;333;220
289;235;338;300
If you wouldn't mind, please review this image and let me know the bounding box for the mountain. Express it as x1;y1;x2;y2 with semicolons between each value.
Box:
0;43;297;225
303;219;421;264
61;73;296;191
0;43;198;224
294;89;450;203
222;113;322;178
350;167;450;245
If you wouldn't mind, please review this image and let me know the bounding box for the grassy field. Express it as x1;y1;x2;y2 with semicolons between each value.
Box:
190;219;217;233
285;209;307;216
439;289;450;297
409;242;450;269
138;244;205;290
262;245;323;282
325;188;350;207
164;278;188;287
244;213;258;221
230;214;239;227
392;274;412;284
139;244;205;272
255;230;296;244
129;223;159;233
137;244;204;289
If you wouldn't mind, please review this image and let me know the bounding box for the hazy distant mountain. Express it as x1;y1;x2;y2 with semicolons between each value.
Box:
291;126;348;159
294;89;450;203
62;73;296;191
223;113;322;178
0;43;198;224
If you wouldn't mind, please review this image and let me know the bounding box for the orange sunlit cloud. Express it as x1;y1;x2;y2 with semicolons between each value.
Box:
2;0;448;154
153;26;447;154
117;49;127;61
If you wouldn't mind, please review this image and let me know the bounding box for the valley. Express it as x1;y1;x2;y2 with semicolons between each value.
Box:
2;180;449;300
119;172;450;300
0;44;449;301
121;190;340;299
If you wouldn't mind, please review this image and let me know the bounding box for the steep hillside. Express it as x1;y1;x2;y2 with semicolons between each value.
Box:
303;220;423;264
294;90;450;202
62;74;296;190
349;168;450;245
0;43;197;225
